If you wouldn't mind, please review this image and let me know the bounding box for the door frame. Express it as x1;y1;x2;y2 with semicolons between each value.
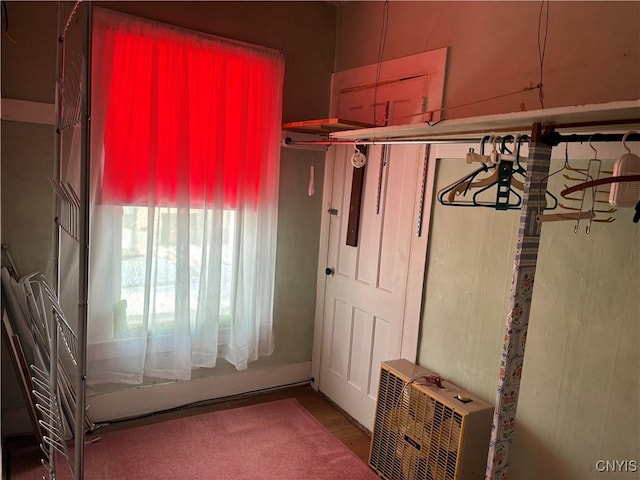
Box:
310;144;437;392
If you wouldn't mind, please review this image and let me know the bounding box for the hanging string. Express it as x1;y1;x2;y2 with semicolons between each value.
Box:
384;83;542;126
373;0;389;127
537;0;550;109
308;151;315;197
1;1;6;31
275;2;291;52
1;1;16;43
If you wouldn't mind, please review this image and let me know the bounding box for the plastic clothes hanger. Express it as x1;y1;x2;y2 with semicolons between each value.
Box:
438;136;523;209
438;163;494;204
438;136;520;209
443;137;510;195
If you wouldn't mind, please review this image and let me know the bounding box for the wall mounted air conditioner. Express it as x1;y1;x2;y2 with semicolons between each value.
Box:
369;359;493;480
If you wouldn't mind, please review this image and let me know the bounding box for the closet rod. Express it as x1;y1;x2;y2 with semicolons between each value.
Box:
544;132;640;145
282;132;640;148
282;137;484;146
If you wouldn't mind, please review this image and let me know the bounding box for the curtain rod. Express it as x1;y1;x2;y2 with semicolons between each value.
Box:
282;132;640;148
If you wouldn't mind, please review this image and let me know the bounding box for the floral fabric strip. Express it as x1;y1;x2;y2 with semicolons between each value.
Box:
486;133;552;480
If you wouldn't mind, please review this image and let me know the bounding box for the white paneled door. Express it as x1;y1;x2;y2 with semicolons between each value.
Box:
317;143;431;430
313;50;444;430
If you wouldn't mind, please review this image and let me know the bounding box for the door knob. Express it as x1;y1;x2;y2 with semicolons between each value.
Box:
325;267;334;276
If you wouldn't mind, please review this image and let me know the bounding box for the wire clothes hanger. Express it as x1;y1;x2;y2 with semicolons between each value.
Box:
536;139;617;231
574;137;616;233
584;138;602;232
536;142;595;225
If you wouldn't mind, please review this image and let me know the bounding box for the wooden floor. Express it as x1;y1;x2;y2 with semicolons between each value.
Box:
5;384;373;474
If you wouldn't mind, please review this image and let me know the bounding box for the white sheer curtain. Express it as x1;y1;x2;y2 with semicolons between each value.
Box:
83;8;284;384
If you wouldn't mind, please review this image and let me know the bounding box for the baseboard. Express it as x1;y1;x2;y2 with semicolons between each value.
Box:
87;361;312;422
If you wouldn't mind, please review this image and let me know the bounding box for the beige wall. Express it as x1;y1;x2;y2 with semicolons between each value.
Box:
422;149;639;479
1;1;334;424
332;2;639;478
336;1;640;119
96;1;337;123
1;120;57;430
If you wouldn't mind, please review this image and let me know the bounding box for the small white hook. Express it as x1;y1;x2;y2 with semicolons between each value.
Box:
351;141;367;168
622;130;638;154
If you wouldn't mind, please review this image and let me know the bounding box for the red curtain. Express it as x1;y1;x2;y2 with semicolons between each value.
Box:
98;22;284;208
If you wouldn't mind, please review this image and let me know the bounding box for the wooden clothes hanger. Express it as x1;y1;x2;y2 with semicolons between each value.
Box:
536;139;634;231
560;175;640;196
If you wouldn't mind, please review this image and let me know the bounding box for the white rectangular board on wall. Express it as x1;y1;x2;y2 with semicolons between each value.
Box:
329;48;447;127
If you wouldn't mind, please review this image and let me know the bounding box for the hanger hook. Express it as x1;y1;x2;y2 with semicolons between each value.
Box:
622;130;638;154
588;135;598;159
480;135;493;155
514;134;524;155
501;135;514;155
517;134;530;158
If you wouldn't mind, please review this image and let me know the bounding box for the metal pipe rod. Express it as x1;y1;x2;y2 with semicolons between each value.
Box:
282;132;640;148
74;3;92;479
282;137;484;146
53;1;64;295
545;132;640;145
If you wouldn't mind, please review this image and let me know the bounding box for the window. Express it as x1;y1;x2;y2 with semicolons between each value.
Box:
85;7;284;384
117;206;236;336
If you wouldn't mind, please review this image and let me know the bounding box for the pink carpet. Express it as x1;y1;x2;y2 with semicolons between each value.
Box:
10;398;378;480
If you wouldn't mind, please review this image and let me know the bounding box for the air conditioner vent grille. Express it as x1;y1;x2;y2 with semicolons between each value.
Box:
369;360;493;480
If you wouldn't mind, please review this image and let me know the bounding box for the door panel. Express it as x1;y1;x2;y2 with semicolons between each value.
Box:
329;48;448;126
347;307;370;389
335;77;430;126
369;316;392;397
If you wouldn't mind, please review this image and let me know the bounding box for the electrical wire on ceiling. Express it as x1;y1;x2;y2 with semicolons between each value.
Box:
275;2;291;52
1;0;16;43
1;1;7;32
368;1;550;126
413;83;544;124
537;0;550;109
373;0;389;127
